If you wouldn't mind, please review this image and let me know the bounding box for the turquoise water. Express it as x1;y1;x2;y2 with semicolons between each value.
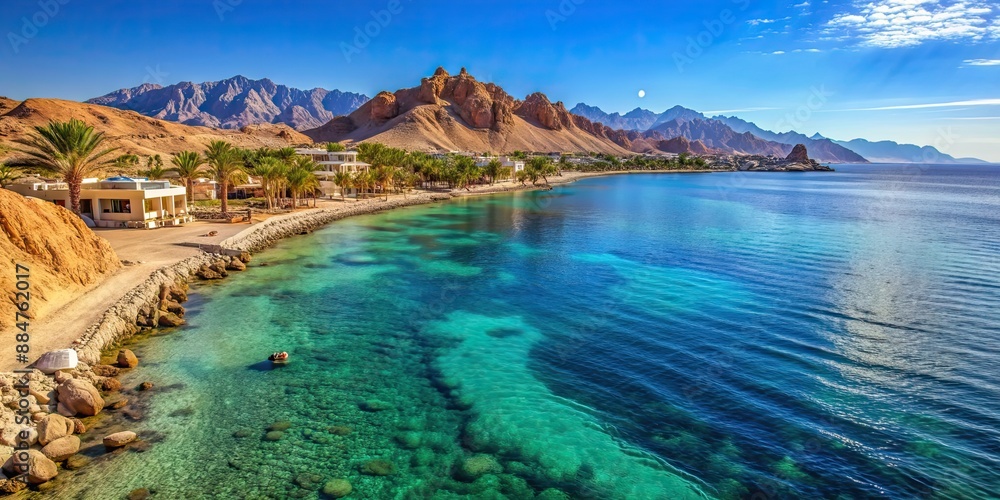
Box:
56;166;1000;499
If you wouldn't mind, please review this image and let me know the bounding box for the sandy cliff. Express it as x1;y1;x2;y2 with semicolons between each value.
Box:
0;189;120;331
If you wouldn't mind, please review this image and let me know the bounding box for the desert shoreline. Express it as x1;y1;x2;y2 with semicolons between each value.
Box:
2;168;717;375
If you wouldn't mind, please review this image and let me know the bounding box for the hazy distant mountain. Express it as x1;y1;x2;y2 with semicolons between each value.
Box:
713;115;867;163
573;103;864;162
570;103;705;131
646;118;788;156
832;138;989;164
88;76;370;131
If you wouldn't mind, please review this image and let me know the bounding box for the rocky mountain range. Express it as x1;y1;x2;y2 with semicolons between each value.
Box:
573;103;866;163
88;76;369;131
0;97;311;158
303;67;833;157
304;67;634;154
574;102;986;164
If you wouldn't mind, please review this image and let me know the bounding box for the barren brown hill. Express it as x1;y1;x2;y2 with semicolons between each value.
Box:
304;68;632;154
0;189;120;331
0;98;312;158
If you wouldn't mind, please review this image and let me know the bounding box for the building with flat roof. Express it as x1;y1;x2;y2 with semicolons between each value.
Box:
6;176;191;229
295;148;370;197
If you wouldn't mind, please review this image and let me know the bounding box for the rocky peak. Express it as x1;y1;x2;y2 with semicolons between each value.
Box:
370;91;399;122
515;93;573;131
786;144;809;162
433;67;450;77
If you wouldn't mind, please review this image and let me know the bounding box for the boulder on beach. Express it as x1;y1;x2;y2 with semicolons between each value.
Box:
103;431;137;449
2;449;58;484
37;414;74;446
56;378;105;417
40;435;80;462
102;377;122;392
226;259;246;271
34;349;79;374
91;364;122;377
0;477;27;494
158;311;186;327
117;349;139;368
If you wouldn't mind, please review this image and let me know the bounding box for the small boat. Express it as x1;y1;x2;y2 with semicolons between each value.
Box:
268;352;289;365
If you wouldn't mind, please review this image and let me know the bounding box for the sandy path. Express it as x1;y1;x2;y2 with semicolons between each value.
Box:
0;222;248;372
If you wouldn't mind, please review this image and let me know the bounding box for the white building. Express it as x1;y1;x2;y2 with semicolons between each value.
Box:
475;156;526;176
7;176;191;229
295;148;370;197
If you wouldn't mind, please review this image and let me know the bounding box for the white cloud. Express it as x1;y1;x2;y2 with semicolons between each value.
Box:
963;58;1000;66
845;99;1000;111
794;1;811;7
748;16;791;26
772;50;787;54
827;0;1000;48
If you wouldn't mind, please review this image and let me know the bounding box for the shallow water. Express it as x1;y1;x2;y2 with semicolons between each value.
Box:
55;165;1000;499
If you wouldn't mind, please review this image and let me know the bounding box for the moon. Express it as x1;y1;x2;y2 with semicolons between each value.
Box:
638;90;646;98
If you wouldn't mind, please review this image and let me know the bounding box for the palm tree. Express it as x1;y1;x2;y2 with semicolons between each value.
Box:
205;140;246;216
14;118;118;214
326;142;346;152
0;164;22;188
252;157;286;209
170;151;205;202
143;163;168;180
332;171;353;200
528;156;556;185
373;165;393;200
112;154;140;175
286;158;318;209
484;159;502;185
353;169;372;199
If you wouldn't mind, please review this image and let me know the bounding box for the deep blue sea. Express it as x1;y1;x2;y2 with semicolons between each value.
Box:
58;165;1000;499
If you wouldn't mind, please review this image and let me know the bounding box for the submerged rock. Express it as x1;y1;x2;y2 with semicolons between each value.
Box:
294;473;324;490
458;454;503;480
103;431;137;449
323;479;352;498
64;454;91;470
361;459;396;476
360;400;391;412
268;421;292;432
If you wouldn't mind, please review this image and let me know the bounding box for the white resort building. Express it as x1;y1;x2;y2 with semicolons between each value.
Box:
295;148;370;197
7;176;192;229
475;156;527;175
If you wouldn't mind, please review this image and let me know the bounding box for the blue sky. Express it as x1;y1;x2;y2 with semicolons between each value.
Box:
1;0;998;161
